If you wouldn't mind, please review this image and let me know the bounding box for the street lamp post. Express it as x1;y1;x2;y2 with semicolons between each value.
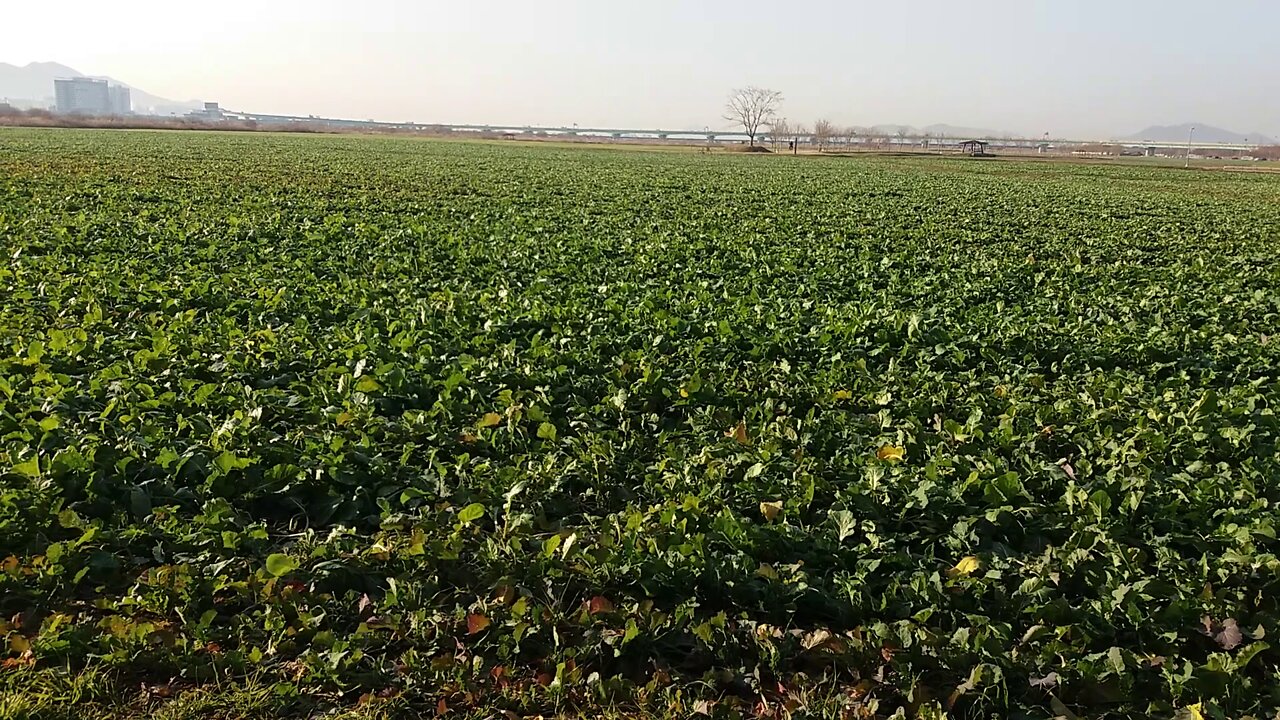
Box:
1185;126;1195;169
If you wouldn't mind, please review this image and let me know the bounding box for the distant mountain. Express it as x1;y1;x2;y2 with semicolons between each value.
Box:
1119;124;1274;146
0;61;201;114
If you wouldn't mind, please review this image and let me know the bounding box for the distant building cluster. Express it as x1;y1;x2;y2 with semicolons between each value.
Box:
187;102;226;121
54;77;130;115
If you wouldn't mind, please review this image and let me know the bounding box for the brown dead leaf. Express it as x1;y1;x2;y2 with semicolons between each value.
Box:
801;629;831;650
727;420;749;445
1200;616;1243;650
588;596;615;615
466;613;490;635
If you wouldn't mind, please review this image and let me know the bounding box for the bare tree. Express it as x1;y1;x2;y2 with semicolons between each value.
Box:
813;119;835;152
724;87;783;148
767;116;790;151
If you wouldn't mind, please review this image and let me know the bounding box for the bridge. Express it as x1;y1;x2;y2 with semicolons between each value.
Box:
221;110;1263;152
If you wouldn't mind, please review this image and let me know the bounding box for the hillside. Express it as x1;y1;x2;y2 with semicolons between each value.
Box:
1120;123;1274;145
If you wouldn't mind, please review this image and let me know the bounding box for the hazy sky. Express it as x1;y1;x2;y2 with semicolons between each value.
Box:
5;0;1278;138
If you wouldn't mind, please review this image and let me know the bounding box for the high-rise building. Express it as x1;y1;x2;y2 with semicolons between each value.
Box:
54;77;130;115
109;85;131;115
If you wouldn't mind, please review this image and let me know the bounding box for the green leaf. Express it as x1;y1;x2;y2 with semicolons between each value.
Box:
831;510;857;543
214;451;250;474
537;422;557;441
1106;646;1125;674
458;502;485;524
354;375;381;393
265;554;298;577
1236;641;1270;668
1090;490;1113;515
543;534;562;558
560;532;577;559
12;456;40;478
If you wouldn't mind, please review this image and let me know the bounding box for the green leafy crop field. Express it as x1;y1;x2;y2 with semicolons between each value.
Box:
2;129;1280;719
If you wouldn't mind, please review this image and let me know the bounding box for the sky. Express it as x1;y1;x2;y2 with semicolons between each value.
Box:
3;0;1278;139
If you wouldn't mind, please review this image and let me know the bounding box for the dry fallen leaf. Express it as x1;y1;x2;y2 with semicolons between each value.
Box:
1029;671;1059;689
759;500;783;522
588;596;615;615
727;420;749;445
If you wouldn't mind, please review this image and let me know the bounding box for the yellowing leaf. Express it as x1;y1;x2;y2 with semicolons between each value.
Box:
1;556;18;574
759;500;783;522
8;634;31;654
1186;703;1205;720
833;390;853;401
950;555;981;577
727;420;749;445
477;412;503;428
336;411;355;426
876;444;905;462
